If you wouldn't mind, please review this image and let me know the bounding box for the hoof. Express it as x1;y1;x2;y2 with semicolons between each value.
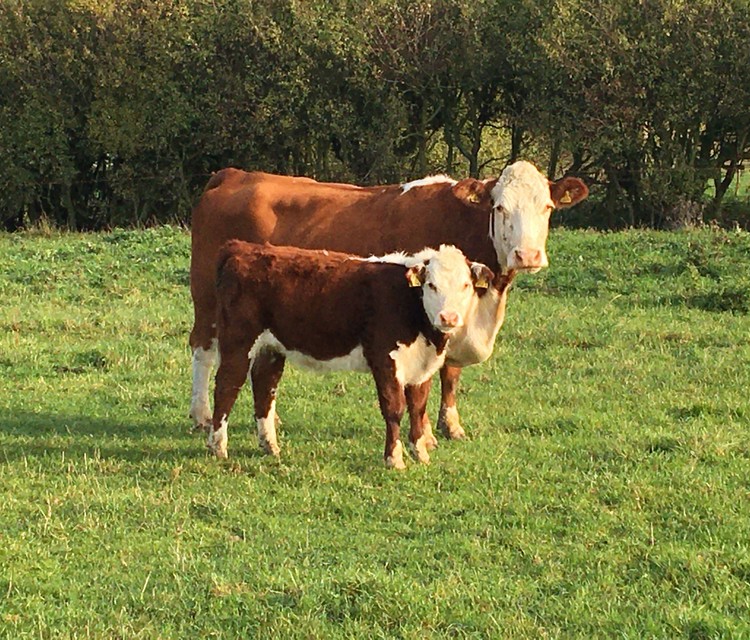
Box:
190;406;213;432
422;418;439;451
408;437;431;465
259;438;281;457
207;425;228;458
207;440;228;459
385;440;406;470
437;406;466;440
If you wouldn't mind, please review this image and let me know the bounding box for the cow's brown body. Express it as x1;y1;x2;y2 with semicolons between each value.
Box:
190;164;588;440
209;241;469;468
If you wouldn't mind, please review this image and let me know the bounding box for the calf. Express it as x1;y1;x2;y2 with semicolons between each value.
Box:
207;241;492;469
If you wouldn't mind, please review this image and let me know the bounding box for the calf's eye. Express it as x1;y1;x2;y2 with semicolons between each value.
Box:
428;283;437;291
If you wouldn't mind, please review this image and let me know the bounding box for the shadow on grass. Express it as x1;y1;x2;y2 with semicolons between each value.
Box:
0;410;240;465
2;410;422;475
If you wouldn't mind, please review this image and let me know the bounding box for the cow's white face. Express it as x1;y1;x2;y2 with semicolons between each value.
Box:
406;245;488;334
490;161;555;273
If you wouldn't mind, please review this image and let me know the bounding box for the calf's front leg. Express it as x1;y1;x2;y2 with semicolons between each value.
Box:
437;365;466;440
372;368;407;470
405;379;435;464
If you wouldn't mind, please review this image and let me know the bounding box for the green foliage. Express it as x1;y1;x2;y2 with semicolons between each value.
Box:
0;0;748;229
2;227;750;636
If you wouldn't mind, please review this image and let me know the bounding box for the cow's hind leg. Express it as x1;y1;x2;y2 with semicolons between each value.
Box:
189;290;219;430
208;335;255;459
437;365;466;440
190;336;218;431
405;379;435;464
250;351;286;457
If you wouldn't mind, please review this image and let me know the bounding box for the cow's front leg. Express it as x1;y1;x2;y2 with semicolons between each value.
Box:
373;368;407;470
208;341;253;459
405;379;434;464
437;365;466;440
250;351;286;457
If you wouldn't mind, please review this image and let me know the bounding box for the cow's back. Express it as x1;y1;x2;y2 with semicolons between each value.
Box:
192;168;497;272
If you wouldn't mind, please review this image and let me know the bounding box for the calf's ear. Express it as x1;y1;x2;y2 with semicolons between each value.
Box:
405;264;426;288
470;263;494;289
452;178;493;209
550;176;589;209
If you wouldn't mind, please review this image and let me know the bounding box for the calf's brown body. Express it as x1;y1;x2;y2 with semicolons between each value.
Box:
209;241;453;468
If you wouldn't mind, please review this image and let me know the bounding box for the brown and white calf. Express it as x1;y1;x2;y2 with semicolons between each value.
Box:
191;161;588;439
207;242;492;469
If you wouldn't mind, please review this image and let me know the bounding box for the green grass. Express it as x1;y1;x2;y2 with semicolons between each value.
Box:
2;226;750;638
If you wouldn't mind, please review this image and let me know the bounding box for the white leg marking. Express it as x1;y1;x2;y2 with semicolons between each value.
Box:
438;405;466;440
207;415;228;459
190;339;218;428
257;399;280;457
408;435;431;464
422;416;438;451
385;439;406;470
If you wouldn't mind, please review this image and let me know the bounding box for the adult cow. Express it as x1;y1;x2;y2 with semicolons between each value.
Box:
209;242;492;468
190;161;588;439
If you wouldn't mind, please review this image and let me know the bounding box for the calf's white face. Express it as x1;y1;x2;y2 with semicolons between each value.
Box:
490;161;554;273
406;245;482;334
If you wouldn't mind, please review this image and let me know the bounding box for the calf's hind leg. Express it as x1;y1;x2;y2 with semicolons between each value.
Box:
249;351;286;457
208;333;256;459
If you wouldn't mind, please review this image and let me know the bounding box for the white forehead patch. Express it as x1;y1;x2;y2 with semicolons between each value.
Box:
490;161;553;211
364;245;468;277
423;245;470;284
400;175;457;194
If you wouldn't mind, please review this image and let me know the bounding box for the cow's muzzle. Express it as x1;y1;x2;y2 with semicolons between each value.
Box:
509;248;548;272
438;310;463;333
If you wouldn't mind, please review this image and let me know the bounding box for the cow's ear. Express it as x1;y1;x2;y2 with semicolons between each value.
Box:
470;263;494;289
405;264;426;288
550;176;589;209
452;178;493;209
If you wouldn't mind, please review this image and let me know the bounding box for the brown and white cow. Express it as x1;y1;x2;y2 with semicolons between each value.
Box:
191;161;588;439
207;241;493;469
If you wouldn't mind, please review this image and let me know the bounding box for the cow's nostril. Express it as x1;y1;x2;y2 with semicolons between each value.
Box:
439;311;459;327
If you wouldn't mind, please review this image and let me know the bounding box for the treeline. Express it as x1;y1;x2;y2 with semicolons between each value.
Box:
1;0;748;230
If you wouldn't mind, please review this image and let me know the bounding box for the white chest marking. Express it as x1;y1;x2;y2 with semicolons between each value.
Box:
389;336;445;386
248;330;370;373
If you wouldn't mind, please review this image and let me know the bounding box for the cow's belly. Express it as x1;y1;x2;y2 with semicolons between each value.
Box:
249;329;370;373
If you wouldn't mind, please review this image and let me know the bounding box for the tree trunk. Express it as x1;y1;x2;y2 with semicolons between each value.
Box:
510;124;524;163
547;137;561;179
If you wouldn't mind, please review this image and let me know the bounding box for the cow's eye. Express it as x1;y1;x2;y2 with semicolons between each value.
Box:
428;282;437;291
463;282;470;289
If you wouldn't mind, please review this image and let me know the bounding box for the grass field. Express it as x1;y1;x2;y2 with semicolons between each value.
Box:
2;226;750;638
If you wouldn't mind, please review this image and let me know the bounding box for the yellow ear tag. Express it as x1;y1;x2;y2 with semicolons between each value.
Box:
468;192;481;204
407;271;422;287
474;274;490;289
560;190;572;204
